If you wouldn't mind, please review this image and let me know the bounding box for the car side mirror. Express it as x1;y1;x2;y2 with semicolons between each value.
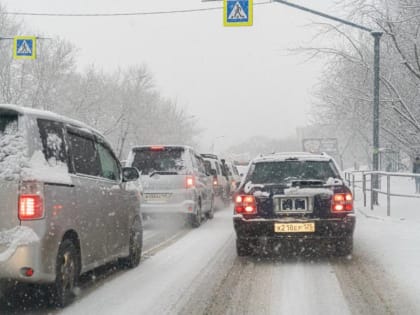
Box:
122;167;140;182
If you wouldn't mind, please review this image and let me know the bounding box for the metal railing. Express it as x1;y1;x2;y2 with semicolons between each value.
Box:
344;170;420;216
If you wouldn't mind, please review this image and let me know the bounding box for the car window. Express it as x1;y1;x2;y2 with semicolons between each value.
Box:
249;160;338;184
191;151;198;169
215;162;221;175
68;131;101;177
203;160;212;174
0;114;17;133
132;147;186;175
97;143;120;181
195;155;206;174
37;119;67;165
232;165;239;176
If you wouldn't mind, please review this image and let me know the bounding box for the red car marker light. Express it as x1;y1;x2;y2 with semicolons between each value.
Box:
331;193;353;212
186;175;195;189
235;195;257;214
150;146;165;151
19;195;44;220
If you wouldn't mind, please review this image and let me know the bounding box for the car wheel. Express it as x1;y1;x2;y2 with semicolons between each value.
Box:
190;202;202;228
206;197;215;219
53;239;80;307
335;236;353;256
236;238;252;256
120;218;143;269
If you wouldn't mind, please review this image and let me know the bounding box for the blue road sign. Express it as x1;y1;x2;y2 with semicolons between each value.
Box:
224;0;253;27
13;36;37;60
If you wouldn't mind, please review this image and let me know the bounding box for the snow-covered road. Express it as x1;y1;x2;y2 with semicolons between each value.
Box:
2;202;420;314
62;205;420;315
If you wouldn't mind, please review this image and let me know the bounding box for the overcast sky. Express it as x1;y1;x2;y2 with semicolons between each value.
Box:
1;0;340;152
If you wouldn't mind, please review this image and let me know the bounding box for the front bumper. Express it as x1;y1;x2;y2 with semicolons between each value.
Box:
233;214;356;240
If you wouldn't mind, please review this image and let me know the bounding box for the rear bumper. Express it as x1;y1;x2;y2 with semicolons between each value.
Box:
142;200;196;216
233;214;355;240
0;241;55;283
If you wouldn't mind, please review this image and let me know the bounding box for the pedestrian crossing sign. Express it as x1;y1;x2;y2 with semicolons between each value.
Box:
13;36;37;60
224;0;253;27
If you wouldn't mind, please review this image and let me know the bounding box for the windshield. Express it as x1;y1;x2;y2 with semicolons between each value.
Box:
131;148;186;175
249;160;338;184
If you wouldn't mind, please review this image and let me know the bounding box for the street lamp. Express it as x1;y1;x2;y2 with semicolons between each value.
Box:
272;0;382;204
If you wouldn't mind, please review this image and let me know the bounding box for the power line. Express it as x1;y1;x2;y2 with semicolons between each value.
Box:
2;2;272;17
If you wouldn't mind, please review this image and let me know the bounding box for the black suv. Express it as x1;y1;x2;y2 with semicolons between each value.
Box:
233;152;355;256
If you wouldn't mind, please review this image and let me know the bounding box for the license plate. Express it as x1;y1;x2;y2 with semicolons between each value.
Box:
274;222;315;233
144;193;170;202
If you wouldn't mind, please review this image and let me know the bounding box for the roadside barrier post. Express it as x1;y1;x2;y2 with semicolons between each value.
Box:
363;172;366;207
387;174;391;216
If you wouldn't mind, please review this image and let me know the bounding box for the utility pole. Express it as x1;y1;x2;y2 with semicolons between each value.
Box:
272;0;382;204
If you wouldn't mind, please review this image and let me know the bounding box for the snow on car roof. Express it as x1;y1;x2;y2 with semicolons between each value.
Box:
252;152;333;163
0;104;103;137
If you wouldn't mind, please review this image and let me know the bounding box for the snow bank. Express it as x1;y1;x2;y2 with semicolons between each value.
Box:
0;226;39;262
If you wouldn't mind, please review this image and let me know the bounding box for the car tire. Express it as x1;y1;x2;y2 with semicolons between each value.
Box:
119;218;143;269
236;238;252;256
335;236;353;256
206;197;215;220
53;239;80;307
190;201;202;228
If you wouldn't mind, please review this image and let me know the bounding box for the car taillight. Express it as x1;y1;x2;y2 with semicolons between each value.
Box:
213;176;218;186
186;175;195;189
235;195;257;214
331;193;353;212
18;181;45;220
19;195;43;220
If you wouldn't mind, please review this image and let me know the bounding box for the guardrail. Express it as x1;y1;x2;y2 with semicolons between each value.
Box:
344;170;420;216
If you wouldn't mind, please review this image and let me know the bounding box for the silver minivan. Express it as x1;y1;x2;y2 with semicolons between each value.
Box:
126;145;214;227
0;104;142;306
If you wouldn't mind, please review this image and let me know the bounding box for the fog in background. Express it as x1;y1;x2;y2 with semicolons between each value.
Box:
1;0;338;152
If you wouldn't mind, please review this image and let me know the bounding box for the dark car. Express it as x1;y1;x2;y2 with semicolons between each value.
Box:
233;152;355;256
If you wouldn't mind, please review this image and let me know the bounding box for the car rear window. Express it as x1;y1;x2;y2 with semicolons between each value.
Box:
249;160;339;184
0;114;18;134
37;119;67;165
0;112;27;180
132;147;186;175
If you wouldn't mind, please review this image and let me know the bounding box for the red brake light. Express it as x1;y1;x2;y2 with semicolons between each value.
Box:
19;195;44;220
150;146;164;151
331;193;353;212
235;195;257;214
186;175;195;189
